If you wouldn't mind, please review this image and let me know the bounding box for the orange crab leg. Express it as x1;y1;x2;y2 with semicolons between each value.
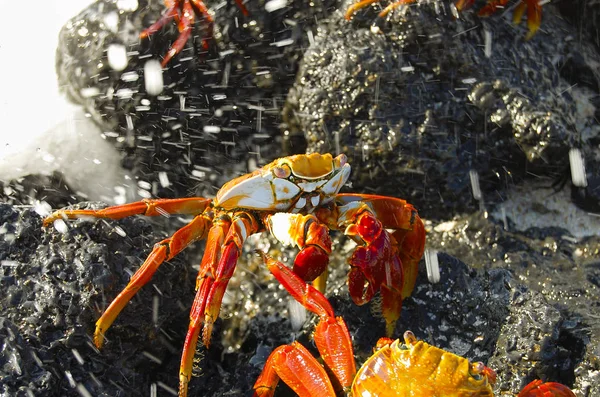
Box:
345;0;380;19
346;0;416;19
379;0;416;18
259;253;356;392
518;380;577;397
253;342;336;397
455;0;476;11
93;212;213;348
514;0;542;40
477;0;509;16
43;197;212;226
179;213;259;397
178;216;230;397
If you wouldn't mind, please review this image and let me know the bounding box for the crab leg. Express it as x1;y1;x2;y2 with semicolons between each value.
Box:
346;0;415;19
179;212;259;397
139;1;179;40
43;197;212;226
513;0;542;40
253;342;336;397
345;0;380;19
94;212;213;348
140;0;249;67
256;253;356;394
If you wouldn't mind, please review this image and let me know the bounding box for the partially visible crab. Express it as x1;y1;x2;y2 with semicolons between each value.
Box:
346;0;542;40
43;153;425;397
253;252;577;397
140;0;248;66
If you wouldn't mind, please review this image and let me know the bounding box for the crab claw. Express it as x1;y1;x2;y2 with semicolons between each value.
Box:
346;211;404;336
517;380;576;397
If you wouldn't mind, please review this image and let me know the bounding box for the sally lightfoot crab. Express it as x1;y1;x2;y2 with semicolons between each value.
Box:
43;153;425;397
253;252;576;397
346;0;542;40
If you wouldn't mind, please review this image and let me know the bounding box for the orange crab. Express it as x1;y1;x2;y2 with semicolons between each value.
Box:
253;252;577;397
346;0;542;40
43;153;425;397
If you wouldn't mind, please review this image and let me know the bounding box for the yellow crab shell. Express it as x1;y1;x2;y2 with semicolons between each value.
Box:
352;333;494;397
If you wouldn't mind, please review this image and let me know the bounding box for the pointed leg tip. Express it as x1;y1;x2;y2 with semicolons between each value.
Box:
93;333;104;349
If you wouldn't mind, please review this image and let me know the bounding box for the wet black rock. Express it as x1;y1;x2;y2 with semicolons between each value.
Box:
6;0;598;396
427;212;600;396
54;0;338;200
0;202;196;396
0;172;80;209
1;201;592;396
285;0;600;218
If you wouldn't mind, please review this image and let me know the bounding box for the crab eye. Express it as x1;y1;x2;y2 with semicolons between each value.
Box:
273;164;291;179
334;154;347;168
469;362;483;378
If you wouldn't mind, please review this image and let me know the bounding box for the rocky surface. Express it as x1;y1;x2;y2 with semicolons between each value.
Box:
2;201;595;396
1;0;599;396
285;0;600;218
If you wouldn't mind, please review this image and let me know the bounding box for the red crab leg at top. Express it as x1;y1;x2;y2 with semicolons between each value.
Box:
456;0;541;40
253;252;356;397
346;0;541;40
43;198;213;348
140;0;250;67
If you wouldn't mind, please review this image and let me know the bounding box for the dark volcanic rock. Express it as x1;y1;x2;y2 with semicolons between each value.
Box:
1;201;592;396
54;0;338;201
285;0;600;218
4;0;598;396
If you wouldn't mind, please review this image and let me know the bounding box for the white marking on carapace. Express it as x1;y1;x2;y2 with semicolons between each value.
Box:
297;179;327;192
272;178;301;201
216;174;279;210
269;213;297;246
321;164;351;198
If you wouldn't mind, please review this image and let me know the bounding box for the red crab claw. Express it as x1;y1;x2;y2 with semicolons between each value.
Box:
346;210;404;336
317;194;425;337
264;213;332;288
517;380;577;397
140;0;249;67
